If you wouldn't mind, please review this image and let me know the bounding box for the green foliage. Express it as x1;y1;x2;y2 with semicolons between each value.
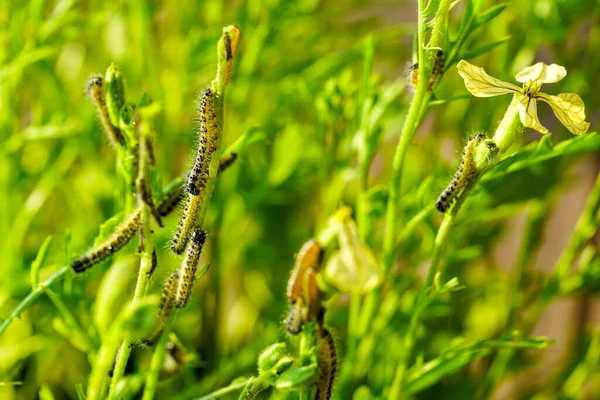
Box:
1;1;600;400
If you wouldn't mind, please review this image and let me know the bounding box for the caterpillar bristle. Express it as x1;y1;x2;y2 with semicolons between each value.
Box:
71;210;141;273
175;229;207;308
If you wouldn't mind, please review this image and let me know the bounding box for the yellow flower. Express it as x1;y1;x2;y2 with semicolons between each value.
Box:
457;60;590;135
323;207;383;294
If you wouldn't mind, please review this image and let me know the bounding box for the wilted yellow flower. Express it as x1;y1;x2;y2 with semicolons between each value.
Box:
323;207;383;294
457;60;590;135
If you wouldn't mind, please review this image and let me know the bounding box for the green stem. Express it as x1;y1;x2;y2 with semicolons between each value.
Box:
388;180;466;400
142;312;177;400
108;112;157;399
491;97;522;155
0;266;68;336
194;378;251;400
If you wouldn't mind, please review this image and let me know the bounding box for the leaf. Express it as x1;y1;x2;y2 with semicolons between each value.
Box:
30;236;53;289
477;133;600;205
475;3;508;26
460;36;511;61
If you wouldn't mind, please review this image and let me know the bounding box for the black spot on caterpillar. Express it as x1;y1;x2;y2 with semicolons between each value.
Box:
186;89;218;197
85;75;125;147
435;133;485;213
217;152;238;174
171;194;202;255
175;229;207;308
71;211;140;273
316;327;337;400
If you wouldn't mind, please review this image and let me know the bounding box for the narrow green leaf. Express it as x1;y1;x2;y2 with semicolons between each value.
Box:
31;235;53;289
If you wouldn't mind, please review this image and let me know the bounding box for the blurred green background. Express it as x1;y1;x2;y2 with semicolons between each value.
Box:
1;0;599;399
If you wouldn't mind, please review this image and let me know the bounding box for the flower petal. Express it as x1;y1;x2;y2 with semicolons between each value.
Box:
515;62;566;84
518;97;549;134
457;60;520;97
536;92;591;135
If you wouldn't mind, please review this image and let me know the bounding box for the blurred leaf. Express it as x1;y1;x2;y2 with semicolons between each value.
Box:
460;36;511;61
30;235;53;289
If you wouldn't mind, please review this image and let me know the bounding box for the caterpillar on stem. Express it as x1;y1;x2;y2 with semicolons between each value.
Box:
71;211;140;273
316;327;337;400
171;194;202;255
285;239;323;335
175;229;207;308
435;133;485;213
407;49;445;93
186;88;218;197
86;75;125;147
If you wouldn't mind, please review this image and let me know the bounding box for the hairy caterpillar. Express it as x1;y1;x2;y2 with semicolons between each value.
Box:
217;152;238;174
159;272;179;322
284;301;304;335
86;75;125;146
284;239;323;334
136;176;163;227
435;133;485;213
176;229;207;308
428;49;445;92
408;49;445;93
186;89;218;197
171;194;202;254
157;184;184;218
71;211;140;273
316;327;337;400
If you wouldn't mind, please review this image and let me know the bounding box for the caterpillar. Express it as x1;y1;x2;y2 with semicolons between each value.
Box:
158;272;179;322
217;152;238;174
171;194;202;255
287;239;323;303
176;229;207;308
86;75;125;147
316;327;337;400
284;301;304;335
284;239;323;334
435;133;485;213
428;49;445;92
71;210;140;273
157;184;184;218
186;89;218;197
407;49;445;93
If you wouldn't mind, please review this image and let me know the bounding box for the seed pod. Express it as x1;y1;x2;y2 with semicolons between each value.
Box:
258;343;288;373
86;75;125;146
71;211;140;273
105;63;126;128
175;229;207;308
436;133;485;213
